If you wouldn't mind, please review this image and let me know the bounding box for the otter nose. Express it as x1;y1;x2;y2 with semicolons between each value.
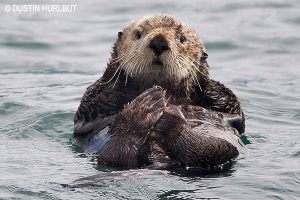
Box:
148;34;169;56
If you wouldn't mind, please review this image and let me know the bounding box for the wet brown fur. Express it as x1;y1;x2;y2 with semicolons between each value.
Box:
74;15;245;170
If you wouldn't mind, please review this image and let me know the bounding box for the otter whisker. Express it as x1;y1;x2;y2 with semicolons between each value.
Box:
119;51;137;76
130;53;144;76
171;51;181;78
186;56;208;78
112;65;123;88
168;58;177;79
137;52;150;76
127;53;141;77
135;54;144;76
130;39;152;77
104;53;133;86
177;55;203;91
117;53;139;83
171;55;181;79
190;69;202;91
100;63;123;85
123;57;134;76
175;55;197;87
109;52;132;65
103;54;133;86
110;55;126;64
188;69;198;88
125;74;128;86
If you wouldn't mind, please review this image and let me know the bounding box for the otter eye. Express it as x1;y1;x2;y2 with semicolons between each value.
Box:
134;30;142;39
180;35;186;43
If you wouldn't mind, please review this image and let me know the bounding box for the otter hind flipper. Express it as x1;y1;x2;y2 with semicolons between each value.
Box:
155;105;241;169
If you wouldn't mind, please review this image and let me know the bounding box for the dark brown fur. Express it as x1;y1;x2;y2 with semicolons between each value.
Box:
74;15;245;170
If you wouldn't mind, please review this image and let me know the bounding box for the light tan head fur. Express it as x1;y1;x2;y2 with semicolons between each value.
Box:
109;15;209;90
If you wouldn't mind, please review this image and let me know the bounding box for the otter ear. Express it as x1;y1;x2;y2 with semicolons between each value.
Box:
201;52;208;61
118;31;123;39
200;51;209;70
197;51;209;75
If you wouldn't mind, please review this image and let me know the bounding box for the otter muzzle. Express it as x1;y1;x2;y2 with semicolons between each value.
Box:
148;34;169;56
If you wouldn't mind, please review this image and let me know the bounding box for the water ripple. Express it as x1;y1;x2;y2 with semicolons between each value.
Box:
1;0;300;199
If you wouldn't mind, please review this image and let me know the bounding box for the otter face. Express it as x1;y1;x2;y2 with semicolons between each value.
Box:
113;15;208;85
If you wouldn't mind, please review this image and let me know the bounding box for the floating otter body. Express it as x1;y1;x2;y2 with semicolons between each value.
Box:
74;15;245;170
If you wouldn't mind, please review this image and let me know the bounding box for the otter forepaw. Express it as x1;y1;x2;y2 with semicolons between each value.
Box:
154;105;187;134
117;86;168;130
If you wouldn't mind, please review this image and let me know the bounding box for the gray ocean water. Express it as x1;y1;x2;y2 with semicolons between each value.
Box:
0;0;300;199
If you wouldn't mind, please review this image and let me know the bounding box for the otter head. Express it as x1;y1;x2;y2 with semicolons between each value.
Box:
110;15;209;88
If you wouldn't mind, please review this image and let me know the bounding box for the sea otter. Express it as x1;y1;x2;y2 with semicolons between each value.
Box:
74;15;245;170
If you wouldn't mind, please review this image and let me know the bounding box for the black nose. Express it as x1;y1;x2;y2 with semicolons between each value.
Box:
148;34;169;56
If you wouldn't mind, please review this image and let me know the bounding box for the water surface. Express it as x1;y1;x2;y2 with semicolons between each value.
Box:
0;0;299;199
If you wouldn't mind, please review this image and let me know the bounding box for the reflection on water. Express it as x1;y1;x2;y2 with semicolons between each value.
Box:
0;0;299;199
